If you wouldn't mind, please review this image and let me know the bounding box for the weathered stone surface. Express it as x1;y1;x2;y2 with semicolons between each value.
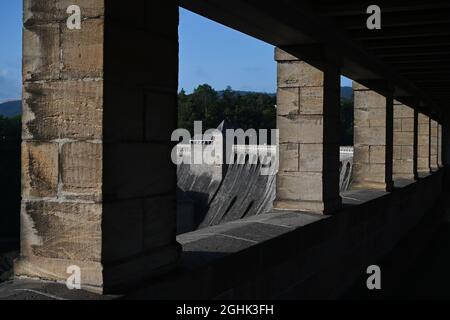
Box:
275;58;340;213
401;118;414;132
354;127;386;145
277;62;324;88
393;119;402;131
417;113;430;172
61;19;104;79
277;87;299;116
61;142;102;198
279;143;299;172
277;172;324;202
394;132;414;146
22;142;59;198
354;90;386;111
299;144;323;172
21;201;101;261
393;145;402;160
275;48;298;61
300;87;324;115
369;146;385;164
24;0;104;25
354;146;369;164
22;80;103;140
23;24;60;81
14;257;104;293
352;83;393;190
278;115;324;144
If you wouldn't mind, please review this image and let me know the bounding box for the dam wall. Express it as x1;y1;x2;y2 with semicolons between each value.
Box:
177;145;353;234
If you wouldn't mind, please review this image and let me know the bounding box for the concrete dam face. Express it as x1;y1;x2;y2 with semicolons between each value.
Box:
177;146;353;234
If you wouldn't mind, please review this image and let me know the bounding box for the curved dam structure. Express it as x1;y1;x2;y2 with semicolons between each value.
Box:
177;144;353;234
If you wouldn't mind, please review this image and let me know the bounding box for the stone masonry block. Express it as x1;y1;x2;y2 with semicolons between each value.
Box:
354;90;386;111
277;87;300;116
279;143;299;172
418;144;429;156
299;144;323;172
393;146;402;160
22;142;59;198
300;87;324;115
21;201;101;262
23;80;103;140
277;61;324;88
354;146;370;164
278;115;324;144
61;142;102;198
23;24;60;81
393;119;402;131
394;132;413;146
354;127;386;146
275;48;298;61
369;146;385;164
61;19;104;79
354;109;370;127
401;118;414;132
401;146;414;159
277;172;323;202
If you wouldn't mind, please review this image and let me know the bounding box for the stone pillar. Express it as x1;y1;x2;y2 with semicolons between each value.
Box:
430;119;439;171
438;124;443;168
392;101;415;180
417;113;431;174
17;0;180;294
274;48;341;214
352;82;393;191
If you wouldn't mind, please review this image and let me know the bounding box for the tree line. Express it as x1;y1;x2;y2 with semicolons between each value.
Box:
178;84;354;146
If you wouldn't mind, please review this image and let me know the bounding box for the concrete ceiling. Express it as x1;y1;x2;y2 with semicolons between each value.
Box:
181;0;450;120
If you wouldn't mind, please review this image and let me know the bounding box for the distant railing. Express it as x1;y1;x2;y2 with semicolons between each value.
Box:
176;143;354;164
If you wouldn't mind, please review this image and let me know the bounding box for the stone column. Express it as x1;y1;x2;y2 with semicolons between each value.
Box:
18;0;180;294
430;119;439;171
417;113;431;174
274;48;341;214
392;101;415;180
352;82;393;191
438;124;443;168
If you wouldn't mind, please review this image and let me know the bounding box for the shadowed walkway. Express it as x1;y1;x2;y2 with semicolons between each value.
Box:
344;193;450;299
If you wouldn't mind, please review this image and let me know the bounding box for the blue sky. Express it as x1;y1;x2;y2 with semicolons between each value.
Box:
0;1;22;102
0;4;351;102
